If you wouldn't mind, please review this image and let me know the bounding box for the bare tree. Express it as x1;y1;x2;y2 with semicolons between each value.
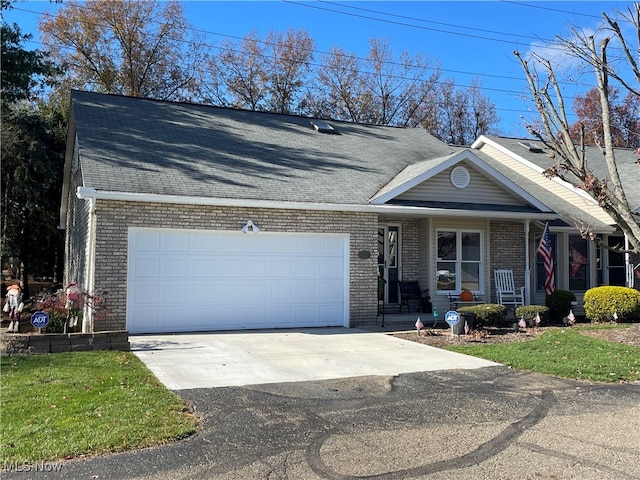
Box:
421;77;499;145
302;45;365;121
307;38;442;127
209;31;268;110
263;29;314;114
208;28;313;114
39;0;207;102
515;2;640;254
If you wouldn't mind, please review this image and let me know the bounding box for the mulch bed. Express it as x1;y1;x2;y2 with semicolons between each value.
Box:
394;323;640;348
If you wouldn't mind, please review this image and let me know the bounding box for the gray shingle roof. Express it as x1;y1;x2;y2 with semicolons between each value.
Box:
473;147;614;230
71;90;456;205
483;135;640;213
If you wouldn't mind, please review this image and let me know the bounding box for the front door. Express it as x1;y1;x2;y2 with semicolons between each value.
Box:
378;226;400;305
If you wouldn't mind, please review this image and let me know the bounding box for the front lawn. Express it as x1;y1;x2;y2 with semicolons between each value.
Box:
446;327;640;383
0;351;197;464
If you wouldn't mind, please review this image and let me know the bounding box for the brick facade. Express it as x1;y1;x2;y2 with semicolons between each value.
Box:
489;220;526;303
82;200;379;331
65;188;532;332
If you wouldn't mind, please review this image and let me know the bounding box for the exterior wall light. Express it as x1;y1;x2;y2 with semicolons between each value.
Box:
241;220;260;234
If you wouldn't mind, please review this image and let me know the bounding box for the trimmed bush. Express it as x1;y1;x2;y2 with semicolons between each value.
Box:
583;286;640;322
545;289;576;323
515;305;549;326
457;304;506;328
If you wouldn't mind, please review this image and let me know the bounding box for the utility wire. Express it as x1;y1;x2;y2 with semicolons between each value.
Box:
283;0;545;46
7;3;607;115
499;1;607;20
11;3;595;92
317;0;549;42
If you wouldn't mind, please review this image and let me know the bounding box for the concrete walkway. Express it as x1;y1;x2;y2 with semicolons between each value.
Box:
130;327;497;389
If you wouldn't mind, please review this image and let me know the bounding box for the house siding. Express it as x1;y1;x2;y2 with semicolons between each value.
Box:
90;201;379;331
64;164;92;295
397;163;526;207
477;143;614;225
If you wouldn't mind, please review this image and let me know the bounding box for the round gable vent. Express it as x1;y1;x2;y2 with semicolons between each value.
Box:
450;165;470;189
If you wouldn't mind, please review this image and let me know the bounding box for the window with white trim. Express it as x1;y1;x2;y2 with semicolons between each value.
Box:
436;229;483;293
568;234;590;291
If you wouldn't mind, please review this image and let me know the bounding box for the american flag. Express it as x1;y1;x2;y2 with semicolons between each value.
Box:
537;223;555;295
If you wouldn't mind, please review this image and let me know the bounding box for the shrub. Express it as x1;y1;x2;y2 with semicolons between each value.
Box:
583;286;640;322
515;305;549;326
545;289;576;323
457;304;506;328
43;311;70;333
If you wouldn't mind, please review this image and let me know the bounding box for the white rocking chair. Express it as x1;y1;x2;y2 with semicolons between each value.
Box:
494;269;525;307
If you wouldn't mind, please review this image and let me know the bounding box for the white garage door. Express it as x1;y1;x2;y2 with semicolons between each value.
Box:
127;228;349;333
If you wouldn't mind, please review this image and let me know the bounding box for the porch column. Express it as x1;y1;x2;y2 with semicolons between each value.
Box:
524;220;531;305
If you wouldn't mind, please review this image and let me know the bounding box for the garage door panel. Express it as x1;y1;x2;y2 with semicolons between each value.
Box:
295;237;320;254
271;282;293;302
318;304;344;322
319;281;344;301
129;307;158;332
271;259;293;276
190;258;218;277
164;258;188;277
158;306;188;328
189;232;217;252
246;258;269;277
321;236;342;253
165;232;189;251
189;283;219;304
133;231;161;251
128;229;347;333
295;281;319;301
159;283;187;304
295;258;317;277
133;257;160;277
216;257;245;277
320;257;343;277
132;283;159;304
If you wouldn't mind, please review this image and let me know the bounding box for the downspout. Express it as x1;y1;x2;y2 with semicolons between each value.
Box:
524;220;531;305
625;235;633;288
76;187;97;333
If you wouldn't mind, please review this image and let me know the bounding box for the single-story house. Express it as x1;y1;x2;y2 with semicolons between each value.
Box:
60;90;638;334
472;136;640;308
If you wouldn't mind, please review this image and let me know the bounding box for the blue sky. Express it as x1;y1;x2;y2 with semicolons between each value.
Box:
3;1;632;137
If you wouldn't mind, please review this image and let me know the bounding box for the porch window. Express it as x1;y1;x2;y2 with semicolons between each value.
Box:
607;236;626;286
436;230;482;292
568;235;590;291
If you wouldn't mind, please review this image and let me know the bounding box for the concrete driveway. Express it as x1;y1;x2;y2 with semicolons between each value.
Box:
130;327;497;389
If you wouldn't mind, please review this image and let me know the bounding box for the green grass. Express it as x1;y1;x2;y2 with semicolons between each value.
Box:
446;326;640;383
0;351;197;464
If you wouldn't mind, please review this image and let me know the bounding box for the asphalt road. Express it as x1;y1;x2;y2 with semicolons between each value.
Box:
5;365;639;480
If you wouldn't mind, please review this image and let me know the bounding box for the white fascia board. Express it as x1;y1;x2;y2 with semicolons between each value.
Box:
370;149;552;213
473;135;599;205
76;186;558;221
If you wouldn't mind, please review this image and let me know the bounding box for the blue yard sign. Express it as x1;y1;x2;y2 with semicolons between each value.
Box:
31;311;49;329
444;310;460;326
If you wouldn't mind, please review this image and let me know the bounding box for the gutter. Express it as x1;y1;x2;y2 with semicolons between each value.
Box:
76;187;97;333
75;187;559;221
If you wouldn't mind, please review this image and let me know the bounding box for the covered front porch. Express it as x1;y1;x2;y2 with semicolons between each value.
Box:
375;215;551;321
